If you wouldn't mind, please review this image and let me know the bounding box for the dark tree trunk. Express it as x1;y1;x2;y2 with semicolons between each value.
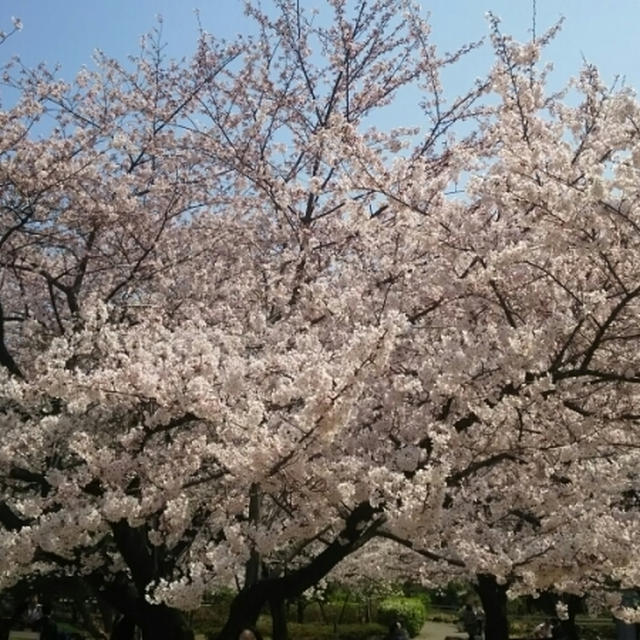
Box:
245;483;262;587
337;591;350;624
296;598;305;624
217;587;264;640
98;597;117;638
564;595;581;640
318;600;328;624
101;520;193;640
270;596;288;640
111;615;136;640
217;501;382;640
138;602;193;640
88;572;192;640
475;573;509;640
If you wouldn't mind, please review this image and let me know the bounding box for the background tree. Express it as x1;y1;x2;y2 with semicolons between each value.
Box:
0;2;481;638
360;14;640;640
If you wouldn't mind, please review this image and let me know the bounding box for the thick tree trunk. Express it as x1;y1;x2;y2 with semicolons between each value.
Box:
564;595;581;640
138;602;193;640
89;572;192;640
217;501;382;640
217;587;264;640
245;483;262;588
475;573;509;640
101;521;193;640
110;615;136;640
296;598;305;624
269;596;288;640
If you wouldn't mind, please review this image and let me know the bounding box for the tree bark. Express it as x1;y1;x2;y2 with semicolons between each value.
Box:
110;615;136;640
89;572;192;640
318;600;328;624
269;596;288;640
564;595;581;640
475;573;509;640
217;501;383;640
296;598;305;624
138;602;194;640
245;483;262;588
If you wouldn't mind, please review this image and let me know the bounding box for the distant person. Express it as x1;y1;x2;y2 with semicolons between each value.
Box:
473;607;484;639
462;604;478;640
385;620;410;640
533;619;554;639
23;594;43;629
38;603;60;640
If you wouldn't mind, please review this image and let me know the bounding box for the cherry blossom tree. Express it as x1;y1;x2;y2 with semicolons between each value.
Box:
0;2;478;638
364;15;640;639
1;2;640;640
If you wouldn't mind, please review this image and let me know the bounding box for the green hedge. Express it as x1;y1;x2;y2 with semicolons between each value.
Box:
403;583;431;613
377;597;426;638
295;601;364;624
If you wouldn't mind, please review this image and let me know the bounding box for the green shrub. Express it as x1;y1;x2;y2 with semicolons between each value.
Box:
192;604;228;633
403;583;431;613
427;581;469;609
194;589;239;632
298;601;364;624
377;597;426;637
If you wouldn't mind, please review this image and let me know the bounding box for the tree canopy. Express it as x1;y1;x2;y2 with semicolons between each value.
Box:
1;1;639;638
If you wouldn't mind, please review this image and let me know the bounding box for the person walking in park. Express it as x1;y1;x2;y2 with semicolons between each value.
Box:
38;603;61;640
533;619;554;639
23;594;43;630
385;620;410;640
462;604;481;640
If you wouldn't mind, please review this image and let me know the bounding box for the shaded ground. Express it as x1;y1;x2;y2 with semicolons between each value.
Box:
194;622;466;640
417;621;467;640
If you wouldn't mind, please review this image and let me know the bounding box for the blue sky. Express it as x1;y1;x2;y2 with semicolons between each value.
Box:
0;1;638;105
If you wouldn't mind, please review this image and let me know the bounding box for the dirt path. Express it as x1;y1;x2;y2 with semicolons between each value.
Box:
193;621;466;640
417;621;467;640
